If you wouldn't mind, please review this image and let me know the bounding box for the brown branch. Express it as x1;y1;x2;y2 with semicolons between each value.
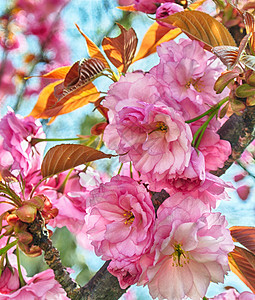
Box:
211;105;255;177
28;213;81;300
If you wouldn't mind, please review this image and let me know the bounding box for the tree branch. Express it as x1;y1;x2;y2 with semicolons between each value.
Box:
211;105;255;177
28;213;81;300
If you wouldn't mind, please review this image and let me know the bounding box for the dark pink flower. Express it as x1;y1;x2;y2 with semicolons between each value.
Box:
0;110;45;177
0;267;20;295
0;269;68;299
86;175;155;261
156;3;183;28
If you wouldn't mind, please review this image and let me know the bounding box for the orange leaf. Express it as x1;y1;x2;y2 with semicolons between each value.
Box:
158;10;236;51
117;5;136;11
75;24;110;68
40;82;100;121
133;22;181;63
29;80;62;118
26;66;71;80
188;0;208;10
102;24;138;73
228;246;255;293
41;144;114;177
230;226;255;254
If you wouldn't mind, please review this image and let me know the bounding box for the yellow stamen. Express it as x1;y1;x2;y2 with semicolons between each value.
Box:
172;243;189;267
123;211;135;225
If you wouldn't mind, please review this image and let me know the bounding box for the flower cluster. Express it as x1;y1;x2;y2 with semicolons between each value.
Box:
82;38;236;299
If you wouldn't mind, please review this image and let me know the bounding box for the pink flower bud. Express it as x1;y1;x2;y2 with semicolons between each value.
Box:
237;185;250;201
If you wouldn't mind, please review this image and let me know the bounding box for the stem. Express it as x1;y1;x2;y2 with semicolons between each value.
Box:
31;137;88;146
117;163;123;175
194;113;216;148
185;97;229;124
16;246;26;287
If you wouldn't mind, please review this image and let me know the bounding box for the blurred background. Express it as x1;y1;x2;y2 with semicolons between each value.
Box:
0;0;254;299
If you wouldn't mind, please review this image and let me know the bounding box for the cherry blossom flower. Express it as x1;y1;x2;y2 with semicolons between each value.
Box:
0;267;20;295
0;110;45;177
190;122;231;171
156;3;183;28
0;269;68;299
104;73;193;190
37;168;100;234
151;39;229;118
86;175;155;261
211;288;255;300
138;195;234;300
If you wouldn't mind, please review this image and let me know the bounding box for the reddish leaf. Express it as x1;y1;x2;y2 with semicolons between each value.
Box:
230;226;255;254
41;83;101;122
26;66;71;80
240;54;255;71
75;24;110;68
158;10;236;51
57;58;106;102
243;11;255;52
212;34;250;70
219;101;229;119
228;246;255;293
133;22;181;63
41;144;114;177
102;24;138;73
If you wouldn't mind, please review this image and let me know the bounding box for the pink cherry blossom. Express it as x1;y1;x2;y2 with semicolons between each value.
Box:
86;175;155;261
37;168;99;234
103;73;193;191
138;195;234;300
0;267;20;294
0;110;45;177
150;39;229;118
0;60;16;100
0;269;68;299
211;288;255;300
190;122;231;171
156;3;183;28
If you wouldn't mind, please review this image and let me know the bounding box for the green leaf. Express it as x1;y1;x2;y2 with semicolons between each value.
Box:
235;84;255;98
0;240;17;256
214;68;240;94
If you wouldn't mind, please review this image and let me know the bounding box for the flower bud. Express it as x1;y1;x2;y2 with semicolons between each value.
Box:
17;231;33;244
91;122;107;135
237;185;250;201
25;195;45;210
16;204;37;223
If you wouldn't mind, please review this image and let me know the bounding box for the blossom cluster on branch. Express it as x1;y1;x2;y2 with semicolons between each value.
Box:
0;0;255;299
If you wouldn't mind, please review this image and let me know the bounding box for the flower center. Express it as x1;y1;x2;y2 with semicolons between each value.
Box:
172;243;189;267
156;121;168;132
186;78;202;92
123;211;135;225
